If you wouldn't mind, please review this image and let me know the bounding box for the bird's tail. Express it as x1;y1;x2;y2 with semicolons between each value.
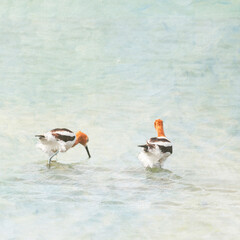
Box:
138;143;155;152
138;144;148;152
35;135;45;139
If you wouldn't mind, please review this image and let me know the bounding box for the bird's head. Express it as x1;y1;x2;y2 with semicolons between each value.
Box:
75;131;91;158
154;119;166;137
75;131;89;146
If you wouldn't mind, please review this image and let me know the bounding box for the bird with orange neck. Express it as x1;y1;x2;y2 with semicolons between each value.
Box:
138;119;172;168
35;128;90;165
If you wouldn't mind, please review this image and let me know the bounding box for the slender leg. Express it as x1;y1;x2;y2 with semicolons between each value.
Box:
48;151;59;165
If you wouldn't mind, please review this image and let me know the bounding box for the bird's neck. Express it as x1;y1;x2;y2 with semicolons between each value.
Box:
156;124;166;137
72;138;79;147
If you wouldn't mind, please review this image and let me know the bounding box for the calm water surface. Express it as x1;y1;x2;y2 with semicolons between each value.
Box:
0;1;240;239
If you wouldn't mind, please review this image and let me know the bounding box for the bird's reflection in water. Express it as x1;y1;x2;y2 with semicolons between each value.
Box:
145;167;182;185
43;157;90;170
46;161;76;170
145;167;203;192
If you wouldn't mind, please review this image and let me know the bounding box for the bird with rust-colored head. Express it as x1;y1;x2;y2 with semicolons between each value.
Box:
35;128;91;165
138;119;172;168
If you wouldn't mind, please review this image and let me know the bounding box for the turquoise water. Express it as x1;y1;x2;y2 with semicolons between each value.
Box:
1;1;240;239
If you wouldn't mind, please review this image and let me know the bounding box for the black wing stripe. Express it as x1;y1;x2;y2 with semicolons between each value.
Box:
159;145;173;154
52;133;75;142
51;128;73;133
149;137;170;143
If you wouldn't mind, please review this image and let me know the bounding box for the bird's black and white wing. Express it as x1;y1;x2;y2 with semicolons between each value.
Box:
148;137;173;154
138;137;172;168
50;128;76;142
49;128;76;152
35;128;76;155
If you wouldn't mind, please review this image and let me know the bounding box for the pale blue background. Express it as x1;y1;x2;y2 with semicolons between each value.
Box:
0;1;240;239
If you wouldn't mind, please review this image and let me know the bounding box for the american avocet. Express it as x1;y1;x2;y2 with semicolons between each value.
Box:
138;119;172;168
35;128;91;164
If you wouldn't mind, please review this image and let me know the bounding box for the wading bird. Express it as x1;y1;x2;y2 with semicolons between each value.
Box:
35;128;91;165
138;119;172;168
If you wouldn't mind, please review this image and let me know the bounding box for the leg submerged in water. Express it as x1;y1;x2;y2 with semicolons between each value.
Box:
48;151;59;165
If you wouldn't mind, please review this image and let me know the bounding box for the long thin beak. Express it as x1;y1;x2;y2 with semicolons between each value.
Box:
85;146;91;158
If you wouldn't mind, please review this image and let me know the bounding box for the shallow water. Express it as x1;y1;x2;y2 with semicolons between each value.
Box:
0;1;240;239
